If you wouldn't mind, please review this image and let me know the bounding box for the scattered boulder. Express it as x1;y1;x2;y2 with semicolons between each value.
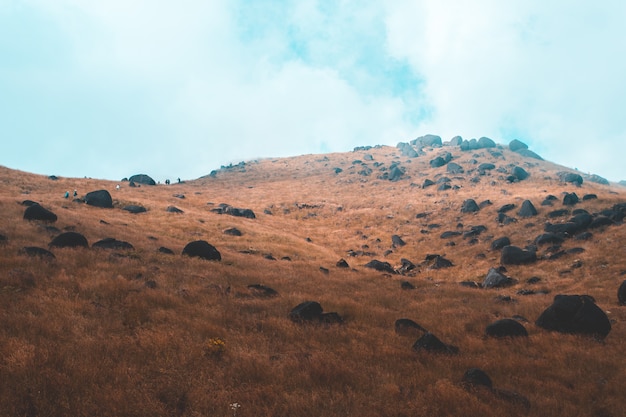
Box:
511;166;529;181
586;174;609;185
516;149;543;160
395;318;427;336
447;162;464;174
166;206;184;213
247;284;279;298
547;209;569;218
212;204;256;219
336;259;350;268
619;280;626;305
430;157;447;168
461;199;480;213
128;174;156;186
412;134;442;148
508;139;528;152
122;205;147;214
398;258;417;275
501;245;536;265
223;227;242;236
49;232;89;248
536;294;611;338
158;247;175;255
22;246;56;260
92;238;134;250
84;190;113;208
486;319;528;338
535;233;564;246
364;259;395;274
412;332;458;354
182;240;221;261
498;204;516;213
517;200;537;217
401;281;415;290
462;368;493;389
391;235;406;248
430;255;454;269
491;237;511;250
562;192;579;206
483;267;515;288
288;301;342;324
0;234;7;245
558;172;583;186
24;204;57;222
477;137;496;148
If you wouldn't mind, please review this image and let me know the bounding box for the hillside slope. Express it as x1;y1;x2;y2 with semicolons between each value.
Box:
1;140;626;417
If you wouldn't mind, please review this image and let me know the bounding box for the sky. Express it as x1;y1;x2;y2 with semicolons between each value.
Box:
2;1;626;182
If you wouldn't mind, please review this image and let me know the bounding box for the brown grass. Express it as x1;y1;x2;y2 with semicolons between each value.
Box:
1;144;626;416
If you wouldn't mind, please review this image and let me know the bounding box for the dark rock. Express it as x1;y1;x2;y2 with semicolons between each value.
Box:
391;235;406;247
123;205;147;214
158;246;175;255
364;260;395;274
501;245;536;265
22;246;56;259
582;194;598;201
401;281;415;290
477;137;496;148
483;267;515;288
412;134;442;148
562;192;579;206
422;179;435;188
0;234;7;245
437;183;451;191
491;237;511;250
430;157;447;168
440;230;462;239
412;332;458;354
395;318;427;336
517;200;537;217
462;368;493;389
536;294;611;338
535;233;565;245
24;204;57;222
486;318;528;338
319;312;343;324
21;200;39;207
570;212;593;228
586;174;609;185
213;204;256;219
511;166;529;181
319;266;330;274
461;199;480;213
589;216;614;229
478;200;492;209
508;139;528;152
430;255;453;269
460;281;481;289
498;204;516;213
496;213;517;225
84;190;113;208
618;280;626;305
447;162;464;174
548;209;569;218
92;238;134;250
128;174;156;186
247;284;279;298
289;301;323;322
336;258;350;268
574;231;593;241
49;232;89;248
558;172;583;186
544;221;583;236
398;258;417;275
478;163;496;172
166;206;184;213
223;227;242;236
182;240;221;261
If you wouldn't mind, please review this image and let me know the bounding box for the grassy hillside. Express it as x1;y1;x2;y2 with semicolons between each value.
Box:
1;143;625;416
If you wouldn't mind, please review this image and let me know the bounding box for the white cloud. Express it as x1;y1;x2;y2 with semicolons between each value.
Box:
383;1;626;180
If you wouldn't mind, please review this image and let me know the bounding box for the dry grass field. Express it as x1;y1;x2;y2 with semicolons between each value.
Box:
1;142;626;416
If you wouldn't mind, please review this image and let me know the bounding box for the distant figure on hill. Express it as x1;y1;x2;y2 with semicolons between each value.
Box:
177;177;181;183
165;179;170;185
116;185;120;190
73;190;77;197
64;191;69;199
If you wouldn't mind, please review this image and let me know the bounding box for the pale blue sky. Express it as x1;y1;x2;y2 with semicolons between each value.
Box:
2;1;625;182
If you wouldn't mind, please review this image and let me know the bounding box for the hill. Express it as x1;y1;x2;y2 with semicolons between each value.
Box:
1;138;625;416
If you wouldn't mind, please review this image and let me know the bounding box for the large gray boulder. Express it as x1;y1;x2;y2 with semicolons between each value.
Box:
536;295;611;338
84;190;113;208
49;232;89;248
24;204;57;222
128;174;156;186
182;240;221;261
509;139;528;152
501;246;537;265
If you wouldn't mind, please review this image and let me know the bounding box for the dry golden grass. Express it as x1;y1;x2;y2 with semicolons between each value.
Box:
1;144;626;416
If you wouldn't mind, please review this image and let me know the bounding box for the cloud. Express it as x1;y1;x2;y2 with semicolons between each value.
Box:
383;1;626;180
